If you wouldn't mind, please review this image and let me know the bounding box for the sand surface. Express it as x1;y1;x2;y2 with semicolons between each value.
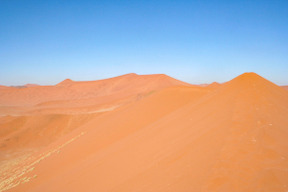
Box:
1;73;288;192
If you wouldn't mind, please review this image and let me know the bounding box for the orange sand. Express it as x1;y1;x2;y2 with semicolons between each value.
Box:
1;72;288;192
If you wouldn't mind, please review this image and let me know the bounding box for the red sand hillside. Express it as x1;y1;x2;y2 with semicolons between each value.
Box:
0;73;196;158
0;74;195;158
0;113;100;159
0;73;191;107
3;72;288;192
0;85;209;159
0;84;210;191
282;85;288;90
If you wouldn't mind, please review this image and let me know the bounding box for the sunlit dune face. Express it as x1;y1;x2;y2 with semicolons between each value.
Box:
1;73;288;192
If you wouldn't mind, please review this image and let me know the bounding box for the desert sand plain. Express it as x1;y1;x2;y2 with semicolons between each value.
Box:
0;72;288;192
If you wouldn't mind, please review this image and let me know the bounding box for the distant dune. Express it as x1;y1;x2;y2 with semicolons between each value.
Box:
1;73;288;192
24;84;40;88
0;85;8;89
0;73;191;107
207;81;221;88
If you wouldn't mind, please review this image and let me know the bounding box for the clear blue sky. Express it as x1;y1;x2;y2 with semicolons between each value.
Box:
1;0;288;86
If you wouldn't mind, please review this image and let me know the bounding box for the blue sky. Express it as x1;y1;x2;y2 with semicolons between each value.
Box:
1;0;288;85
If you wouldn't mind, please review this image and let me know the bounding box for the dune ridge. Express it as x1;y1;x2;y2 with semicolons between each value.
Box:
0;73;191;107
1;72;288;192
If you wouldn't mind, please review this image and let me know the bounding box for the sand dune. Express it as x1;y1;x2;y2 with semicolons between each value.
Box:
0;113;101;158
1;73;288;192
207;81;221;89
23;84;40;88
0;73;191;107
0;74;193;158
0;73;192;116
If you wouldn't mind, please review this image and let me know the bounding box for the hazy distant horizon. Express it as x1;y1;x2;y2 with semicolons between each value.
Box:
1;72;288;87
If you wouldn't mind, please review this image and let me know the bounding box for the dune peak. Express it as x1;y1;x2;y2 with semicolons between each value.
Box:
116;73;138;79
238;72;261;79
221;72;286;98
207;82;220;88
123;73;138;76
57;78;74;86
127;73;138;76
228;72;270;86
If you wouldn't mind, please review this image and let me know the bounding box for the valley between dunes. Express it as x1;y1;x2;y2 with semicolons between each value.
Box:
1;72;288;192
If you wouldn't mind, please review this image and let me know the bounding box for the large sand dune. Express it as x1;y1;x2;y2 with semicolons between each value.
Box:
1;73;288;192
0;73;190;107
0;73;192;116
